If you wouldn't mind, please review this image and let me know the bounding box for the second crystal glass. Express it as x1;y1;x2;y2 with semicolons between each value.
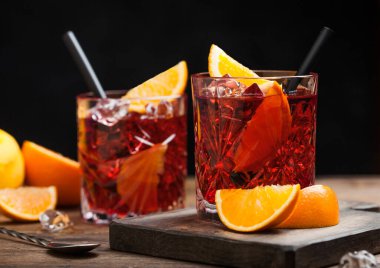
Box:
77;91;187;223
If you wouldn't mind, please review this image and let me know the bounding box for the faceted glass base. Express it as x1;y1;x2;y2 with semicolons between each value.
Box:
196;186;220;221
80;189;117;224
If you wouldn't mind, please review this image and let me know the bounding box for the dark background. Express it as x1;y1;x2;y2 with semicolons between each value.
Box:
1;0;379;175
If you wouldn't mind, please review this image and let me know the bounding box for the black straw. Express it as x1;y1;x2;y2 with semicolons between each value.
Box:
63;31;107;98
287;26;334;92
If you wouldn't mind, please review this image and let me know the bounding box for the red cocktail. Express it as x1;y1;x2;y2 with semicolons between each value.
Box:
192;71;318;218
77;91;187;223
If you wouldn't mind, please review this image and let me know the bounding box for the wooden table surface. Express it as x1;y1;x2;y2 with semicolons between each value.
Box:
1;176;380;268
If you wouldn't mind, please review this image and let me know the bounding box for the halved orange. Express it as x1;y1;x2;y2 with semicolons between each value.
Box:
22;141;81;206
122;61;188;113
0;186;57;221
276;185;339;228
117;144;167;214
216;184;300;232
233;81;292;172
208;44;267;86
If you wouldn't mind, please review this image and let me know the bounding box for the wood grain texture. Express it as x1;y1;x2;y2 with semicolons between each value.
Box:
109;202;380;268
1;176;380;267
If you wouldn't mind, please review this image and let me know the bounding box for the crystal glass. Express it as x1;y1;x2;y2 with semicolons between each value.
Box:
77;91;187;223
191;71;318;219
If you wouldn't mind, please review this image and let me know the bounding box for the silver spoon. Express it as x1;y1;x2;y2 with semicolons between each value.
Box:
0;227;100;253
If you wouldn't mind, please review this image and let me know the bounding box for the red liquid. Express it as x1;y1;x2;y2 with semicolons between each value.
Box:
78;111;187;218
194;93;317;204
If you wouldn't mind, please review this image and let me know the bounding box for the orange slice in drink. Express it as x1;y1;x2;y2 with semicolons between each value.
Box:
0;186;57;221
234;81;292;172
216;184;300;232
276;185;339;228
22;141;81;206
122;61;188;113
208;44;267;86
116;144;167;214
207;45;292;172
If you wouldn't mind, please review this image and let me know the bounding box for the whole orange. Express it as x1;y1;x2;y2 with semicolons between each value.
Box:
22;141;81;206
0;129;24;189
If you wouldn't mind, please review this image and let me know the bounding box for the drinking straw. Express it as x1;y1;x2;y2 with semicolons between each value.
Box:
287;26;334;92
63;31;107;98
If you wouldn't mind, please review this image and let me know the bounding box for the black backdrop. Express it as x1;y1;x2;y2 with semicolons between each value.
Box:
1;0;379;175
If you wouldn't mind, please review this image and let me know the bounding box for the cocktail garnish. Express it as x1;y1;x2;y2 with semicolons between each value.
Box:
234;81;291;172
116;134;176;214
122;61;188;113
208;44;268;87
116;143;168;214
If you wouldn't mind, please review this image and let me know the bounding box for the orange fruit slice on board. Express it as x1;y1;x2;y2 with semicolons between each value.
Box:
276;185;339;228
216;184;300;232
22;141;81;206
233;81;292;172
208;44;268;86
0;129;24;189
0;186;57;221
117;144;167;214
122;61;188;113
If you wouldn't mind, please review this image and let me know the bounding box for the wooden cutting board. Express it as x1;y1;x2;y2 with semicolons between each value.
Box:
109;201;380;268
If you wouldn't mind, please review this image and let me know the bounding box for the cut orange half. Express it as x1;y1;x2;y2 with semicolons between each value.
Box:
22;141;81;206
216;184;300;232
208;44;267;86
233;81;292;172
276;185;339;228
122;61;188;113
117;144;167;214
0;186;57;221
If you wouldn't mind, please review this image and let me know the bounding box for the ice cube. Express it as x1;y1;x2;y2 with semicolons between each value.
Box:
231;88;242;96
217;78;246;97
145;102;157;119
225;79;240;89
203;76;248;98
39;209;73;233
91;99;130;126
156;100;173;118
202;87;215;97
217;85;227;97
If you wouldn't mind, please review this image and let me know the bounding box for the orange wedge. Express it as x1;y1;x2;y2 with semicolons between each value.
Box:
216;184;300;232
208;44;267;86
122;61;188;113
233;81;292;172
22;141;81;206
276;185;339;228
117;144;167;214
0;186;57;221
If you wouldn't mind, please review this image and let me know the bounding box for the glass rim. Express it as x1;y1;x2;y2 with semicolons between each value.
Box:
191;71;317;80
77;90;185;101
